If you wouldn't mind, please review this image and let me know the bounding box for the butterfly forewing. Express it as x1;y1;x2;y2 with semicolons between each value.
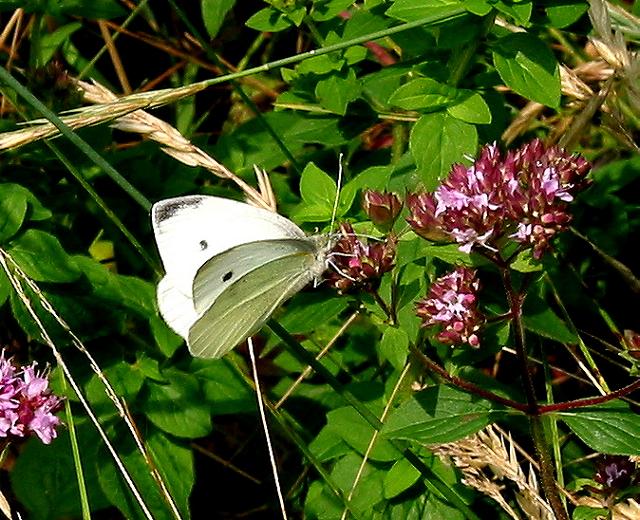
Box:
187;251;322;359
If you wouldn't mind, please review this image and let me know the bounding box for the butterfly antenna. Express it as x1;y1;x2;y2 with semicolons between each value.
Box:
247;337;288;520
329;153;344;233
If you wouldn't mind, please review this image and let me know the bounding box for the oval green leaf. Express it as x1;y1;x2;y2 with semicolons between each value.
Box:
492;32;560;108
381;385;507;444
557;402;640;455
9;229;80;282
410;112;477;190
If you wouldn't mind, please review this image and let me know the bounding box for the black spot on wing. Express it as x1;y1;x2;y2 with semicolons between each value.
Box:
199;240;208;250
222;271;233;282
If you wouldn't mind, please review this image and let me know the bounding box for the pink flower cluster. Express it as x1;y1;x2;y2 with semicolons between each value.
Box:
407;139;591;259
415;267;482;348
326;222;396;292
0;353;63;445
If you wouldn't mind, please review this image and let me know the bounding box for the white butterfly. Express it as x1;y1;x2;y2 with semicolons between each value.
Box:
151;195;332;359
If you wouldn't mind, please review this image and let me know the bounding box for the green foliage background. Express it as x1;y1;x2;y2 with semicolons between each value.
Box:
0;0;638;518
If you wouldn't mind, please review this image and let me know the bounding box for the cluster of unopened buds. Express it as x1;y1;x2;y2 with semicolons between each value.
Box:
0;352;63;445
326;221;397;293
328;139;591;348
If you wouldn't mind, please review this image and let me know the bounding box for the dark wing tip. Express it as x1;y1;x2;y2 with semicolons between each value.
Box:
152;195;207;224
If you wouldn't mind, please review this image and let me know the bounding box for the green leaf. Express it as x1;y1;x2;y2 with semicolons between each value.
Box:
410;112;477;190
192;358;255;415
361;65;412;108
327;407;399;461
12;183;51;221
332;454;386;513
143;369;212;438
298;53;344;75
388;77;458;111
0;183;28;242
510;249;543;273
381;385;506;443
0;268;9;307
463;0;493;16
383;458;421;499
492;32;561;108
379;326;409;370
311;0;354;21
523;296;577;343
422;243;474;265
202;0;236;39
85;362;145;419
38;22;81;65
98;428;190;520
557;402;640;455
146;430;193;518
73;256;155;315
304;480;342;518
214;112;347;174
47;0;126;18
11;424;110;520
245;6;293;32
386;0;465;22
309;426;351;462
315;69;361;115
342;9;392;40
447;92;492;124
280;293;349;334
572;505;609;520
494;0;532;25
299;162;338;213
9;229;80;282
150;315;184;358
545;1;589;28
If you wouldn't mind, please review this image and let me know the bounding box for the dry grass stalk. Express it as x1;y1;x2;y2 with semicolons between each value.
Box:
432;425;554;520
503;1;640;147
576;496;640;520
78;80;274;210
0;82;207;152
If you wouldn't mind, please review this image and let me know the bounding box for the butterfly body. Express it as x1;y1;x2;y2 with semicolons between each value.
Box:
151;195;331;358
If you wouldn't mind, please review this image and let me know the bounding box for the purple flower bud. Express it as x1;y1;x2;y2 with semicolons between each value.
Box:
594;455;636;491
406;193;450;242
362;190;403;231
415;267;483;348
326;223;396;292
623;330;640;359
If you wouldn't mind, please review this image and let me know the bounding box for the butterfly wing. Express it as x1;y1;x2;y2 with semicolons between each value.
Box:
192;238;320;315
188;243;324;359
151;195;307;336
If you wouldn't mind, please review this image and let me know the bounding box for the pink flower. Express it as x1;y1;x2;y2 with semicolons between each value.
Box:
407;139;591;259
0;354;63;445
415;267;483;348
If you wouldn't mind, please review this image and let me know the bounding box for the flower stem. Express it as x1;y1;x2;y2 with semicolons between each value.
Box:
501;266;569;520
409;345;528;412
372;289;395;324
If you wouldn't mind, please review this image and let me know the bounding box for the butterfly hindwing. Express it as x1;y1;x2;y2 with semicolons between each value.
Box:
192;238;320;315
187;250;321;359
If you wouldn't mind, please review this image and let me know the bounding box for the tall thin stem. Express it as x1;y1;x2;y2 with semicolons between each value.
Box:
500;266;569;520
